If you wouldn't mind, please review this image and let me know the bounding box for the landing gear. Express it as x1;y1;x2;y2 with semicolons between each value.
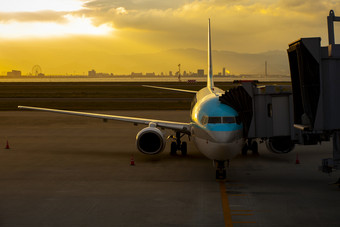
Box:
170;142;177;155
169;132;187;156
181;142;187;156
215;161;226;180
242;139;259;155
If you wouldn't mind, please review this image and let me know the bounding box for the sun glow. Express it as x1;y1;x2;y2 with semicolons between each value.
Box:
0;0;87;13
0;15;113;39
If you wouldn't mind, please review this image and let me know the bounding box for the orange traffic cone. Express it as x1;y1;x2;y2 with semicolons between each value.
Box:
295;153;300;164
130;155;135;166
5;140;10;149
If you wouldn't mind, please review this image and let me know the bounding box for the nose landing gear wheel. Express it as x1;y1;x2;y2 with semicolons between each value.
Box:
215;161;226;180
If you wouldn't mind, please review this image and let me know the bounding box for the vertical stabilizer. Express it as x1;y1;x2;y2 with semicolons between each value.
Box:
207;19;214;92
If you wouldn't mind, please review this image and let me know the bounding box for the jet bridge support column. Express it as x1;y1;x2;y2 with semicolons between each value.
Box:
328;10;340;45
321;132;340;174
333;132;340;169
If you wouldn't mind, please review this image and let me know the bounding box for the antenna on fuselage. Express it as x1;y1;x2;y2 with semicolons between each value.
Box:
208;19;214;92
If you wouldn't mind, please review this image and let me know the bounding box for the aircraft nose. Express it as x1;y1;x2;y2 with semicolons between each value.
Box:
210;131;240;143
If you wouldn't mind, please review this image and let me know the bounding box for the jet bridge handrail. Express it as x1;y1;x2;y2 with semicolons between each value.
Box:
328;10;340;45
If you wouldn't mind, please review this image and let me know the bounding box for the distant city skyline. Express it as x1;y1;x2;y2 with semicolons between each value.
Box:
1;48;290;76
2;67;289;78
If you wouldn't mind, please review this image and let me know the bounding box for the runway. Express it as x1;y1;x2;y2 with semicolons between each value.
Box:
0;110;339;226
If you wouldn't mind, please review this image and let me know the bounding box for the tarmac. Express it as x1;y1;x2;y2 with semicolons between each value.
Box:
0;110;339;227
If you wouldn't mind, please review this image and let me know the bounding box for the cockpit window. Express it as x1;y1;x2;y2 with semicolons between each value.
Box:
223;117;236;123
208;117;222;124
201;116;239;125
201;115;208;125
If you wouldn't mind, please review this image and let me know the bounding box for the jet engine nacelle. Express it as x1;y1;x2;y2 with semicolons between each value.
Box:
136;126;166;155
265;136;295;154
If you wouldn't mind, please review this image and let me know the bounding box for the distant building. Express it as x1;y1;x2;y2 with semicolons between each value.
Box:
146;72;155;76
131;72;143;77
223;68;226;76
197;69;204;77
88;69;96;77
7;70;21;77
96;73;110;77
169;71;173;76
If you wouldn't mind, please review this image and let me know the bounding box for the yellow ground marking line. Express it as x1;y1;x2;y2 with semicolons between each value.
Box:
231;210;253;212
219;182;233;227
220;182;257;226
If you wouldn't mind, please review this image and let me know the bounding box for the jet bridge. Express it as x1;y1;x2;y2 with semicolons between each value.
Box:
220;81;297;154
287;10;340;173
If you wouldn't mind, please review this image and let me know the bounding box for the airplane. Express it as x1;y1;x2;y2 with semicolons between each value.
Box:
18;19;247;179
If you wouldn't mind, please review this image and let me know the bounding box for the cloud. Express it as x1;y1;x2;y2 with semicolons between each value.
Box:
73;0;339;53
80;0;339;32
1;0;340;53
0;14;113;39
0;0;86;12
84;0;191;11
0;11;67;23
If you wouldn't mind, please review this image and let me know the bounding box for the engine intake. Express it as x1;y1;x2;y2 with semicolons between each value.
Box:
266;136;295;154
136;127;166;155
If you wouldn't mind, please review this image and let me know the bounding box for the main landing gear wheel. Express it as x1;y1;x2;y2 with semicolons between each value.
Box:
181;142;187;156
170;132;187;156
170;142;177;155
242;139;259;155
216;161;226;180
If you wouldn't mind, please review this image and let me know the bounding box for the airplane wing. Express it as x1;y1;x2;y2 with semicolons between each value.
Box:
142;85;197;94
18;106;191;134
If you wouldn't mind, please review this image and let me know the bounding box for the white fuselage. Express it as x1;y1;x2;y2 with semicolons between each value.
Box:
190;87;244;161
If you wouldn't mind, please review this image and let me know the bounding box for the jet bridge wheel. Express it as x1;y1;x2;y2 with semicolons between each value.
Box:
251;141;259;155
242;139;258;155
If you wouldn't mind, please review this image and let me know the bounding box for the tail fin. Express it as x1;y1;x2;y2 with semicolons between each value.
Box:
207;19;214;92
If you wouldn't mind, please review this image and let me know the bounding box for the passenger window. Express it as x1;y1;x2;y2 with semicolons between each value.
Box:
208;117;222;124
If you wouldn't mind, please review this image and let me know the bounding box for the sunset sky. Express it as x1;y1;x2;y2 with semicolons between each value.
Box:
0;0;339;75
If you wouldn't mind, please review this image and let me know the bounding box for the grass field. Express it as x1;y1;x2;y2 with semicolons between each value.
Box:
0;81;290;110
